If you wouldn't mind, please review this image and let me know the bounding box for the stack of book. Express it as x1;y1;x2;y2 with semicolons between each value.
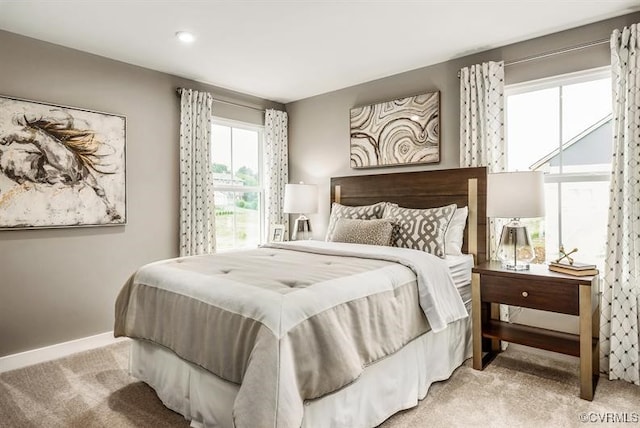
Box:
548;261;599;276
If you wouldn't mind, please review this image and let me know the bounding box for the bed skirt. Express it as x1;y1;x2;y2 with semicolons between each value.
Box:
129;312;471;428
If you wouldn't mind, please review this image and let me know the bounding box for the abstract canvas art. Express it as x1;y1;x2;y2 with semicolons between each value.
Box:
350;91;440;168
0;96;126;229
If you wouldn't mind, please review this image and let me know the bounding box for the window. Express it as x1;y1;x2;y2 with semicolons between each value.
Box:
211;119;264;250
506;68;612;268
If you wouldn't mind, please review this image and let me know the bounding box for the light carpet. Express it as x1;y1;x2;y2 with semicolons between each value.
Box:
0;342;637;427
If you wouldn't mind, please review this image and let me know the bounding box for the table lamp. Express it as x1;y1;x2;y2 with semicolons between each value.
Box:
487;171;545;270
283;182;318;240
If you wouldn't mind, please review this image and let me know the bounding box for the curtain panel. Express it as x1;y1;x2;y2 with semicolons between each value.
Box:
459;60;508;323
460;61;506;172
179;89;215;256
459;61;506;259
264;109;289;239
601;23;640;385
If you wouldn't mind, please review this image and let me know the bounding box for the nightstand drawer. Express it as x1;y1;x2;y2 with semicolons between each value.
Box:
480;275;579;315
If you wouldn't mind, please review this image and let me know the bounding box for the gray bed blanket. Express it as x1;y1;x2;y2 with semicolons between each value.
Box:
114;241;467;428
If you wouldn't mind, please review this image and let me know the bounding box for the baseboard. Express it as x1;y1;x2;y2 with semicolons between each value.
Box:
0;332;129;373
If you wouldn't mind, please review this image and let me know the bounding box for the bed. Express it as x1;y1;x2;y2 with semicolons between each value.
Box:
115;167;488;428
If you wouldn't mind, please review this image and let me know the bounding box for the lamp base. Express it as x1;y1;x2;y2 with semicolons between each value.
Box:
496;219;535;271
500;260;531;271
291;215;312;240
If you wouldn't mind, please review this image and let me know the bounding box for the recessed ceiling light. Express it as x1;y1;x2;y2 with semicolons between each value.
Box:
175;31;196;43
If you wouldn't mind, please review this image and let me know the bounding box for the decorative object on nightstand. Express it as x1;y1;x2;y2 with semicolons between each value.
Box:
549;261;598;277
549;246;598;276
269;224;285;242
283;182;318;240
487;171;545;270
554;245;579;265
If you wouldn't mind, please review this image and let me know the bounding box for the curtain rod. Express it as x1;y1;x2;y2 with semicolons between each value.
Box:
505;37;609;67
176;88;266;112
457;37;610;77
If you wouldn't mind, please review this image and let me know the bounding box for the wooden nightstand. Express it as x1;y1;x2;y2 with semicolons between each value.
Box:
471;261;600;400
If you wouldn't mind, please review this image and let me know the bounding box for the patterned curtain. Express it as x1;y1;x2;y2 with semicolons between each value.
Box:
179;89;215;256
459;61;508;323
600;23;640;385
460;61;506;172
264;109;289;240
459;60;506;257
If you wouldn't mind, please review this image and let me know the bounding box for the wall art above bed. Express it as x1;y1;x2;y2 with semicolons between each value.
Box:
350;91;440;168
0;95;126;229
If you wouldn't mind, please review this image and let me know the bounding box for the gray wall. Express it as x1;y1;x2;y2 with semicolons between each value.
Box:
286;12;640;336
0;30;282;357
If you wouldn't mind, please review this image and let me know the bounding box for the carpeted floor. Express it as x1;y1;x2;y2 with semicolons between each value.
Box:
0;342;638;427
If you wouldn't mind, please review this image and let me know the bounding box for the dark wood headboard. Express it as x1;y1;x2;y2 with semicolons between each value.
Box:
330;167;487;264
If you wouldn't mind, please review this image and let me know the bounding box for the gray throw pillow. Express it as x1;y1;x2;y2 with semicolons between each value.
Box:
330;218;394;246
325;202;388;241
384;204;457;257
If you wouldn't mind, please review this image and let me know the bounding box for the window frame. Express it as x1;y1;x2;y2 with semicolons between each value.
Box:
505;66;611;258
211;117;265;249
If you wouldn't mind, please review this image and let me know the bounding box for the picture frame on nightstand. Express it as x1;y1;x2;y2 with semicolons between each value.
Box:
270;224;285;242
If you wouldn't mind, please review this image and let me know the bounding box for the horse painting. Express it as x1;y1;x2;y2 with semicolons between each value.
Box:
0;97;125;228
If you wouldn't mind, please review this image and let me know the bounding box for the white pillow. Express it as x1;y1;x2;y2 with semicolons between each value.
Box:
445;206;468;256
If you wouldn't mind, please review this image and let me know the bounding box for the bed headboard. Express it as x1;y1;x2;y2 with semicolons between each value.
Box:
330;167;488;264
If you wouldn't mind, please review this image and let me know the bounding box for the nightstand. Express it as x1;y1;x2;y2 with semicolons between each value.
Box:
471;261;600;400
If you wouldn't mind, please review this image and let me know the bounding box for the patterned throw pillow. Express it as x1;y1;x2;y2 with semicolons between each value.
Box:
330;218;394;246
384;204;457;257
325;202;388;241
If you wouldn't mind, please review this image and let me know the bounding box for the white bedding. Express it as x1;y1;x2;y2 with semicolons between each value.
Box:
446;254;474;306
122;242;475;428
445;253;474;289
264;240;468;332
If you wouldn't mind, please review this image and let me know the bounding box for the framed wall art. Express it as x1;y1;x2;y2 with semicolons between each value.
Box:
350;91;440;168
0;95;126;229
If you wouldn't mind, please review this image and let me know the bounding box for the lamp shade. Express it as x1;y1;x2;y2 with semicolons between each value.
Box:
283;183;318;214
487;171;545;218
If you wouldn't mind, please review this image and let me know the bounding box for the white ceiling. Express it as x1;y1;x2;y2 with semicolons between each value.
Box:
1;1;638;104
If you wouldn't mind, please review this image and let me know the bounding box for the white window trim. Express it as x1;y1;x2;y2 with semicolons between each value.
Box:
212;117;265;249
544;172;609;183
506;66;610;96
